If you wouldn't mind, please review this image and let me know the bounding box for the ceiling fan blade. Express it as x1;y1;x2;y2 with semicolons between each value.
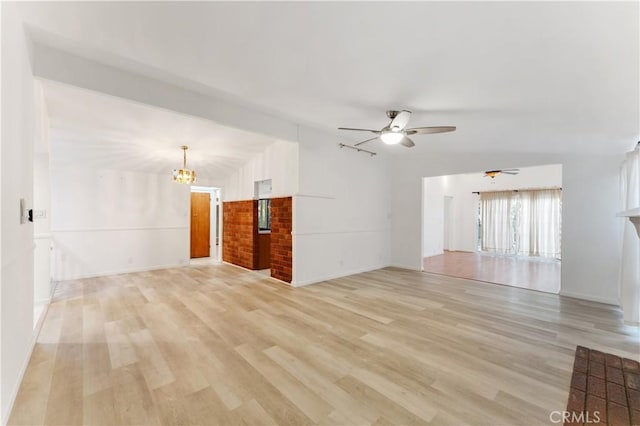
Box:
501;171;519;175
500;169;520;172
400;136;415;148
338;127;381;134
405;126;456;135
390;110;412;130
354;136;380;147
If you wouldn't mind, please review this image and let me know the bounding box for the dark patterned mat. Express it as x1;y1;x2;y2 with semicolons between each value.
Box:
566;346;640;425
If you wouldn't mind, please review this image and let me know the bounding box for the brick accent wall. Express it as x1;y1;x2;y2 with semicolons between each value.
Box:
222;200;258;270
270;197;292;283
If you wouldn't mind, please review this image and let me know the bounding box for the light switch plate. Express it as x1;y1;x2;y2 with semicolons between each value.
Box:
19;198;26;224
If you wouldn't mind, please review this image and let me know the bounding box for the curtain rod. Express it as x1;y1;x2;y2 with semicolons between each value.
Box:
472;187;562;195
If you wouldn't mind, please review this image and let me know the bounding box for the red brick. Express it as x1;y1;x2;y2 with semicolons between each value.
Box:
629;389;640;411
567;388;585;412
627;372;640;391
565;410;589;426
590;361;605;379
270;197;292;283
223;200;259;270
574;356;589;374
607;366;625;386
606;354;623;369
587;376;606;398
570;372;587;392
607;382;628;406
622;358;640;373
590;351;606;364
585;395;607;425
608;401;630;426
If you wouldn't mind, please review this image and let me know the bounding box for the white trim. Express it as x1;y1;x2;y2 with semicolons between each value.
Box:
191;185;220;193
34;296;51;306
221;261;293;286
293;229;389;236
559;290;620;307
292;264;391;287
389;263;422;271
51;226;188;233
54;263;185;281
2;300;51;425
293;193;335;200
33;233;52;240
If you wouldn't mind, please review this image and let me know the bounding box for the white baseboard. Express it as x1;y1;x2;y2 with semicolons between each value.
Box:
2;302;51;425
388;263;422;272
221;261;294;287
292;264;390;287
53;263;185;281
559;290;619;306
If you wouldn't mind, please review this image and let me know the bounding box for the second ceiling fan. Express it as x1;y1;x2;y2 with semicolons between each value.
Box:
484;169;520;178
338;110;456;148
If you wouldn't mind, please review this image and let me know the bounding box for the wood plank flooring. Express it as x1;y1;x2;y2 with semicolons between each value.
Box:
423;251;561;294
9;264;639;425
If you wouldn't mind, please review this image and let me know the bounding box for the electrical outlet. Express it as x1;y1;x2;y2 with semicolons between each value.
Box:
33;209;47;219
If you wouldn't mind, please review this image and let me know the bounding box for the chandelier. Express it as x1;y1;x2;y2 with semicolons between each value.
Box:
173;145;196;184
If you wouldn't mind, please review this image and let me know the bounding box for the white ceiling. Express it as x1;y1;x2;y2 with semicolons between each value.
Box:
42;81;280;181
20;1;640;155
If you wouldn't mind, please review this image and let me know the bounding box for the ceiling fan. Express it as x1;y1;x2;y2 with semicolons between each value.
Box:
484;169;520;179
338;110;456;148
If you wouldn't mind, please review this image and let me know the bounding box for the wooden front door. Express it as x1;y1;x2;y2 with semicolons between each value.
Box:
190;192;210;258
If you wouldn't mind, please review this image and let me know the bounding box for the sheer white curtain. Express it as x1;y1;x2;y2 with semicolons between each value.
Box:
518;189;562;258
620;145;639;324
480;191;514;254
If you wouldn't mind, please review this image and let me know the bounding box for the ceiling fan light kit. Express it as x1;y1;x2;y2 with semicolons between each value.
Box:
380;130;404;145
338;109;456;155
484;169;520;179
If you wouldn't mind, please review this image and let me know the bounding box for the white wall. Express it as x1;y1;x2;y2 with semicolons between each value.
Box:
30;43;395;288
33;81;53;307
223;140;298;202
294;127;392;286
394;153;623;305
50;167;190;280
1;3;37;421
422;164;563;257
33;155;51;304
422;176;447;257
222;131;392;287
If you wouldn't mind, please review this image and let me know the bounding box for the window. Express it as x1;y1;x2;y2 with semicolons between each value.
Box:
479;189;562;258
258;199;271;231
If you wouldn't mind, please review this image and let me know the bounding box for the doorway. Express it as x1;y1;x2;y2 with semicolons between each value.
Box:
190;186;220;262
443;196;453;251
255;179;272;275
421;164;562;294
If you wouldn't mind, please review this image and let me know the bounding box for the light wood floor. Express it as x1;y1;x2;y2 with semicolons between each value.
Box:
423;251;561;294
9;264;638;425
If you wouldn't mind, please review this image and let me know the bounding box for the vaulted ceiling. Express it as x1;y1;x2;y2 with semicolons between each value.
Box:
20;1;640;158
43;81;280;182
